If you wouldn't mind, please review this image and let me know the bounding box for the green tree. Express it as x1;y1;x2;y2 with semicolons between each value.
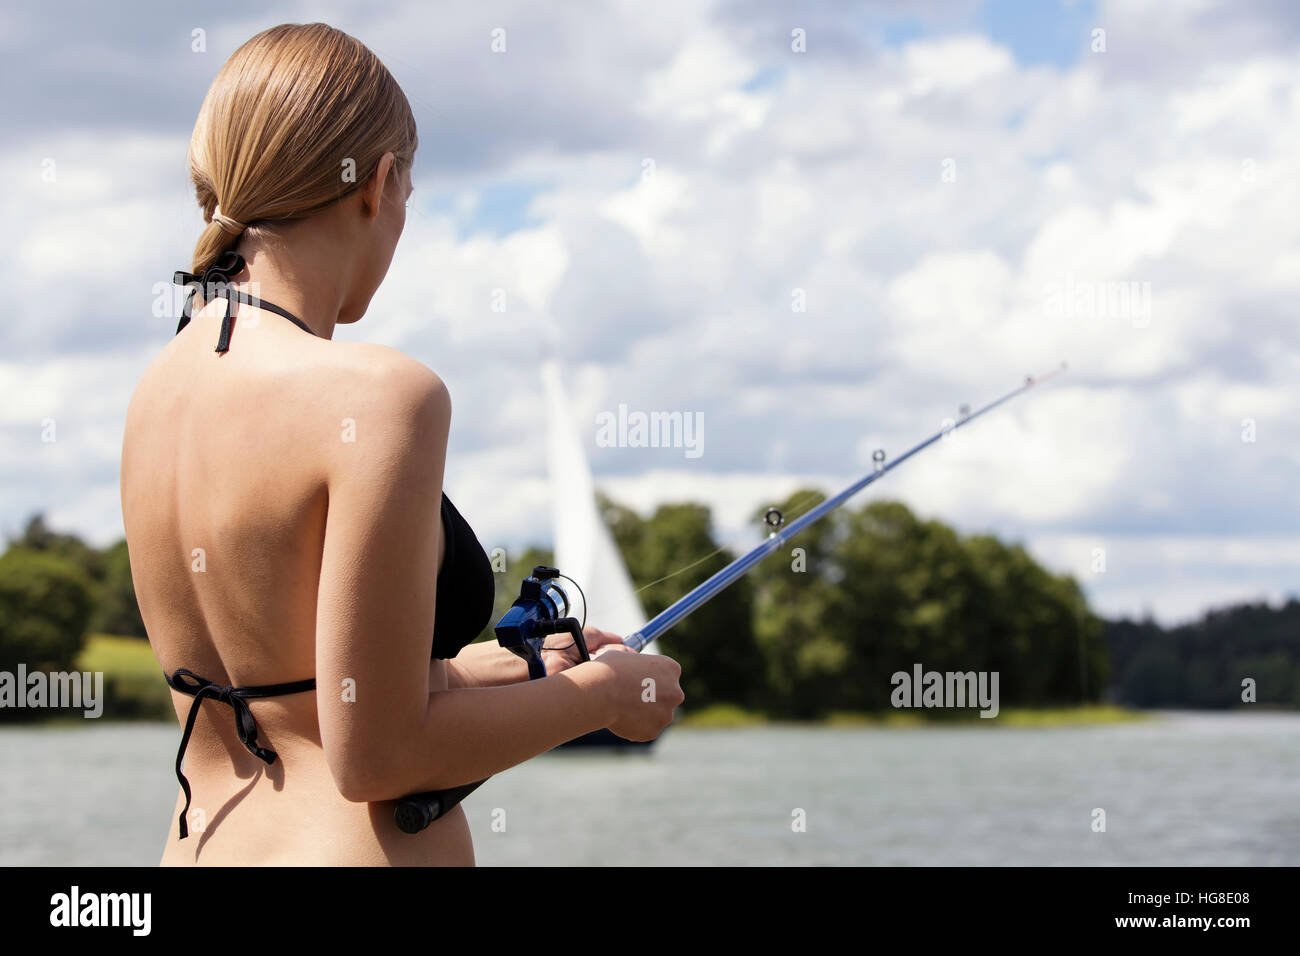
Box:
8;513;147;639
1118;642;1181;706
750;489;852;717
830;502;985;712
1105;599;1300;709
90;539;146;638
747;497;1107;716
963;535;1106;705
14;514;103;582
0;547;94;674
614;500;762;710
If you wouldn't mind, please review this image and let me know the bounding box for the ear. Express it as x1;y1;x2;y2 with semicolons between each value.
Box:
359;152;397;220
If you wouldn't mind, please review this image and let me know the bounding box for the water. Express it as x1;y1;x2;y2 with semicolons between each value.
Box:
2;712;1297;865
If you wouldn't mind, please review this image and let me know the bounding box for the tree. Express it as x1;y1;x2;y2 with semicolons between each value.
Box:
0;547;94;674
750;489;853;717
7;513;147;639
14;514;103;582
748;497;1107;716
90;539;146;638
963;535;1106;706
613;500;763;710
1105;599;1300;708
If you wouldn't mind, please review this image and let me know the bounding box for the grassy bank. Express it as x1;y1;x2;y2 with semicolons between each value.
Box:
677;702;1150;728
74;633;172;721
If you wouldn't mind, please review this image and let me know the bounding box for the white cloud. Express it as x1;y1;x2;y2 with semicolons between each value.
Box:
1029;533;1300;623
902;34;1015;95
638;26;756;119
598;168;691;257
3;0;1298;628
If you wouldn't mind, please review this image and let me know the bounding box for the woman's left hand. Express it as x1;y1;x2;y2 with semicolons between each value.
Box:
541;625;626;674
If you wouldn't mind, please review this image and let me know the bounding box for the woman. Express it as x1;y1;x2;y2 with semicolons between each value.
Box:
120;22;684;866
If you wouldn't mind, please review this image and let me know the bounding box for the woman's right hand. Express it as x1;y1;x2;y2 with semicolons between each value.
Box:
589;645;684;741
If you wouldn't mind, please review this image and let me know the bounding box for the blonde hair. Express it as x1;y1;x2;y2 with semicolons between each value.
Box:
188;23;418;273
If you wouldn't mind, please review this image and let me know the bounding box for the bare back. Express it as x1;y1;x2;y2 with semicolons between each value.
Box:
121;302;469;865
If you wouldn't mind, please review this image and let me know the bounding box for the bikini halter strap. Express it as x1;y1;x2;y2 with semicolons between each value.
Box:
172;250;315;353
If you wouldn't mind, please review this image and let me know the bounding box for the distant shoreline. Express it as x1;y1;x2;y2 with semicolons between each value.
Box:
0;636;1283;729
679;704;1148;729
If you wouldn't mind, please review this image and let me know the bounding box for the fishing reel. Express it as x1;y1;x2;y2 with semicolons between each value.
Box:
494;565;591;680
395;564;591;834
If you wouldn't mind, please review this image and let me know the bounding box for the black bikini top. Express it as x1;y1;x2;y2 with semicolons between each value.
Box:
164;250;496;839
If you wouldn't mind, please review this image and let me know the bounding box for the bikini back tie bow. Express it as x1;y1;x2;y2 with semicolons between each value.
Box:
164;667;316;839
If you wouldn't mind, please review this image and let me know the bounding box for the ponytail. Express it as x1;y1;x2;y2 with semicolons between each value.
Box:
187;22;418;274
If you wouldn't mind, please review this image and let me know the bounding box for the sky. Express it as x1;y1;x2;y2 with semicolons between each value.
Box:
1;0;1297;626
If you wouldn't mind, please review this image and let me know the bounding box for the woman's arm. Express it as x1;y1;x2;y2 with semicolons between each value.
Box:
312;350;618;801
445;641;528;688
446;626;631;688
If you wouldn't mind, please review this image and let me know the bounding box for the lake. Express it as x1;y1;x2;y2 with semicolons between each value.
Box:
2;711;1296;865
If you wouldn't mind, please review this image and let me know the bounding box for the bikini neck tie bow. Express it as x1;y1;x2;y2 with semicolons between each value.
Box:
172;250;248;354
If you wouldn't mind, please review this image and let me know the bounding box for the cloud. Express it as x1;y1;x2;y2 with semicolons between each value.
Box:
2;0;1297;626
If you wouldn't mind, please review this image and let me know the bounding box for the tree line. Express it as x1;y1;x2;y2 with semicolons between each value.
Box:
0;515;142;674
2;501;1296;716
1106;600;1300;708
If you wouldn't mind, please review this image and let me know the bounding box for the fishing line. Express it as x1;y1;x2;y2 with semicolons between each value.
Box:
628;487;825;596
624;369;1062;603
623;363;1069;651
541;571;587;652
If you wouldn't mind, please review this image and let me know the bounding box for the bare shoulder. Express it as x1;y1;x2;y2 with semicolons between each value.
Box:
327;342;448;403
312;342;450;422
314;343;451;467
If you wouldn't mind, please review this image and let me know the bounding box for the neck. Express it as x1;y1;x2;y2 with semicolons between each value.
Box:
229;220;357;339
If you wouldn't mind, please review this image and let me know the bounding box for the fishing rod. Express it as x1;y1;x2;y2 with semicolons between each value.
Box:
395;362;1067;832
624;362;1068;651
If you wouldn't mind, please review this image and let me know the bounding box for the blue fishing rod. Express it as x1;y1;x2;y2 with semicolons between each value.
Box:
395;363;1067;832
624;362;1068;651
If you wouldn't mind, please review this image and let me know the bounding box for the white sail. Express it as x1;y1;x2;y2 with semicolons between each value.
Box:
541;359;655;652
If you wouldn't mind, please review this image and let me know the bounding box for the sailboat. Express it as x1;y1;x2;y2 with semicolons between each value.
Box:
542;358;659;749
